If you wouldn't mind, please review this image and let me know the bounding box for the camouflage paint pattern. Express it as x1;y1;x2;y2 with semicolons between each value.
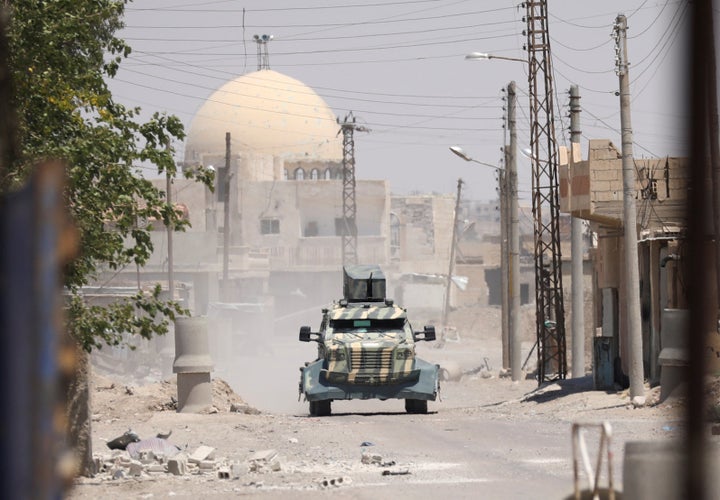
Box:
329;304;406;321
320;304;417;384
299;296;439;402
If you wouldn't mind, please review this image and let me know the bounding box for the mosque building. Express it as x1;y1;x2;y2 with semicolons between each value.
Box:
130;55;458;336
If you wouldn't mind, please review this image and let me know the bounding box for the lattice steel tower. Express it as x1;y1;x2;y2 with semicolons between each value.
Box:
338;112;368;266
524;0;567;381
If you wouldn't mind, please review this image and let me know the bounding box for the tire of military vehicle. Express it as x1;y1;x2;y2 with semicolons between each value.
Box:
405;399;428;414
309;400;332;417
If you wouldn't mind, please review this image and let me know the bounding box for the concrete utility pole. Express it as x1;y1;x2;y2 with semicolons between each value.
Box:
222;132;231;284
569;85;585;378
166;142;174;300
507;81;522;382
499;162;509;370
614;14;644;403
443;178;463;329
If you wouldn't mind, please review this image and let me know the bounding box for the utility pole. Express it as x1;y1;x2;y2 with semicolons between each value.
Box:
222;132;231;284
524;0;567;382
499;160;509;370
166;141;174;300
614;14;644;403
569;85;585;378
507;81;522;382
443;178;463;329
338;112;369;266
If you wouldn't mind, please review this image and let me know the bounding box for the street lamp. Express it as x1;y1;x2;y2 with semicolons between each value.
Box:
465;52;526;63
449;146;502;171
449;145;520;381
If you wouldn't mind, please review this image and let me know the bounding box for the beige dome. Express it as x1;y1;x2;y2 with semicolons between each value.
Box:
184;70;342;162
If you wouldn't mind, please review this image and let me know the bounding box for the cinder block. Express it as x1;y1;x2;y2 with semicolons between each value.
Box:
168;453;187;476
128;460;143;477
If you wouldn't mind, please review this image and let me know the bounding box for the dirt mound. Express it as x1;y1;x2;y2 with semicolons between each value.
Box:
91;372;258;419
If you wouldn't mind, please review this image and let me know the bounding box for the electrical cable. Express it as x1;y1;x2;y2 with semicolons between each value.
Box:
127;0;445;13
127;50;503;102
123;7;516;30
119;65;501;111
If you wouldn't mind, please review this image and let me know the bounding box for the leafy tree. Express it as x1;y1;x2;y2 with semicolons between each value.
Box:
5;0;213;351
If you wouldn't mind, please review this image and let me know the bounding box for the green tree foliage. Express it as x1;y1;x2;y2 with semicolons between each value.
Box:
5;0;213;351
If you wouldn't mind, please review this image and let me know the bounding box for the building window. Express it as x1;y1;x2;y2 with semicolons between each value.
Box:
260;218;280;235
295;168;305;180
310;168;319;180
324;168;332;180
390;212;400;258
334;217;355;236
304;221;319;237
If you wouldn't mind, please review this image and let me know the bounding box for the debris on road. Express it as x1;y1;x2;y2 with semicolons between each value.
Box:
188;445;216;464
361;451;383;465
317;476;351;488
106;429;139;450
382;469;410;476
248;449;281;473
127;437;181;460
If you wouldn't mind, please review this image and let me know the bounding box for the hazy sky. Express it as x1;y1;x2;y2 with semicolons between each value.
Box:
111;0;687;201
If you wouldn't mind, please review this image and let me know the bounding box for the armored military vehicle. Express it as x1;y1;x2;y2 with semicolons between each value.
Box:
298;265;439;416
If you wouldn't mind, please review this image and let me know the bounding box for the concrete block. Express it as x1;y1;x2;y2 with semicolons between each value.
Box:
128;460;143;477
188;445;216;464
167;454;187;476
361;452;382;465
146;464;166;473
592;169;619;181
199;460;216;470
231;461;243;479
218;467;230;479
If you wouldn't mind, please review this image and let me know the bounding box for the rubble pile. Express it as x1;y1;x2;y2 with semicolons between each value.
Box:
93;431;284;482
92;374;259;417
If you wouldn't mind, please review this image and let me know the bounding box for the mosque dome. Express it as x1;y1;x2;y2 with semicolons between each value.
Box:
184;69;342;162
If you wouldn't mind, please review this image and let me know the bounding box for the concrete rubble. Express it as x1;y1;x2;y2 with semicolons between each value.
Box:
91;434;285;481
247;449;282;473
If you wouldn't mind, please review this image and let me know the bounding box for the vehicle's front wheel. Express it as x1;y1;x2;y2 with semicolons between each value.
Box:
309;399;332;416
405;399;428;414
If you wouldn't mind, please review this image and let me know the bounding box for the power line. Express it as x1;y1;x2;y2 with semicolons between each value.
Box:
122;19;516;43
128;50;496;102
123;7;516;30
127;0;444;12
113;77;503;133
127;32;517;57
119;64;500;110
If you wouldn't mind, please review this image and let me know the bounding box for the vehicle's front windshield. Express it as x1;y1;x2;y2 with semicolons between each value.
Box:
329;318;407;338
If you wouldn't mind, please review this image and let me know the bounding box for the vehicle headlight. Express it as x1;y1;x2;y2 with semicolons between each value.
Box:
328;348;346;361
395;349;414;360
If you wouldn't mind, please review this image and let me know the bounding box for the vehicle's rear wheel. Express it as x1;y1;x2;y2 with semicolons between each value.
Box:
309;399;332;416
405;399;428;414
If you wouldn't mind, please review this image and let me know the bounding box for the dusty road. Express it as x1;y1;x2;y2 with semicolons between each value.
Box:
69;310;685;499
69;375;679;499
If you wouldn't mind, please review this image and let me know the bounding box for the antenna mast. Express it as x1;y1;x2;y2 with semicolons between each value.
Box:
253;34;273;70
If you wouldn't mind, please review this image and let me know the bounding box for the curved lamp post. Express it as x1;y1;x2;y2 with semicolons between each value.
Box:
449;146;521;381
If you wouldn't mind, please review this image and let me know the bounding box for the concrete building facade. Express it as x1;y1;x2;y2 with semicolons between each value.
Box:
558;139;717;390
